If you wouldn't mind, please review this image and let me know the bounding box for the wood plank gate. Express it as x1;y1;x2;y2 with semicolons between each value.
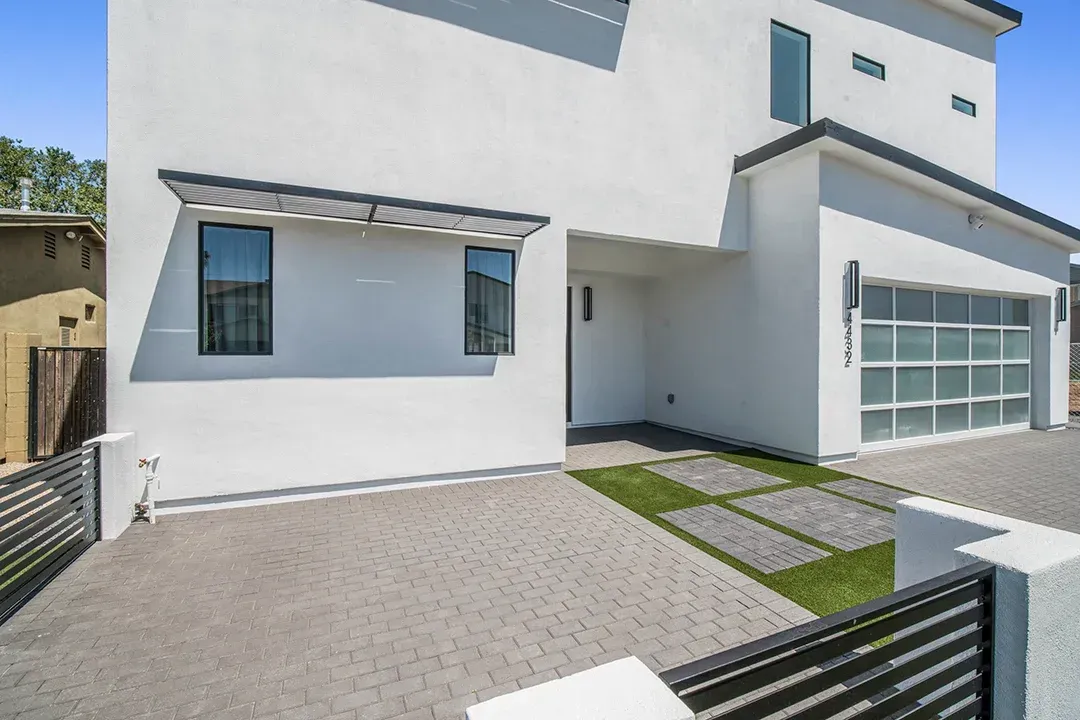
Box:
27;348;106;461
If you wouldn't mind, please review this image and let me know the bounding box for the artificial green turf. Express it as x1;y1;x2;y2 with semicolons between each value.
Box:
569;448;896;617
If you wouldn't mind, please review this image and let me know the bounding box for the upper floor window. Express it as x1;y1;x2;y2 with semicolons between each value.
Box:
952;95;977;117
771;21;810;126
465;247;514;355
853;53;885;81
199;222;273;355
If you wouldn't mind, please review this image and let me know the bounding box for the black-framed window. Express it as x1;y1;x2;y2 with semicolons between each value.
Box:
952;95;977;117
199;222;273;355
465;247;514;355
771;21;810;126
853;53;885;81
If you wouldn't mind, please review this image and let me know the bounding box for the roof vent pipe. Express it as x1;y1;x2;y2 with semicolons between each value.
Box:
18;178;32;212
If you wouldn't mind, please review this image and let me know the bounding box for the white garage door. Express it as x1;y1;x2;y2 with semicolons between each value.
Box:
860;286;1031;449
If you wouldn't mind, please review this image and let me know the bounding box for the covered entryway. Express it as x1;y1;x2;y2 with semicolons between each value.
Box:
859;284;1033;450
565;232;735;430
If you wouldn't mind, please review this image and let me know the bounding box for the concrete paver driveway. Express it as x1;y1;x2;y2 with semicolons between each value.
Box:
0;472;812;720
840;430;1080;533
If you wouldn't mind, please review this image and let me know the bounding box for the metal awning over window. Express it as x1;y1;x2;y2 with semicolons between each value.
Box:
159;169;550;238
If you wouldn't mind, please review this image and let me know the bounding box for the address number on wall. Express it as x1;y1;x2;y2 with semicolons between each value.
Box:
844;322;853;368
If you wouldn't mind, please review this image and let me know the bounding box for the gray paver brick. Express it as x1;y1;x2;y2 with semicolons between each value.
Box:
840;430;1080;533
819;479;915;509
732;487;895;551
647;458;790;496
0;471;811;719
659;505;830;573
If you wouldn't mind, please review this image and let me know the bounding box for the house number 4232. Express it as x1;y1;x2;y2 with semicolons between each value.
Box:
844;323;853;368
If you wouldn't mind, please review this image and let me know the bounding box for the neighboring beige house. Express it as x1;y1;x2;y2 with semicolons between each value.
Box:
0;210;106;463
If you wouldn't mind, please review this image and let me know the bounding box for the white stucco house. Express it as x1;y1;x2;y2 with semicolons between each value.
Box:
107;0;1080;511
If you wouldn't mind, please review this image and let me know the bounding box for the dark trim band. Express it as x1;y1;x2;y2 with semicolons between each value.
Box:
734;119;1080;244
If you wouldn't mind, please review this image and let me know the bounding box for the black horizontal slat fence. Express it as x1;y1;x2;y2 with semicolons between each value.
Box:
0;443;101;624
660;562;995;719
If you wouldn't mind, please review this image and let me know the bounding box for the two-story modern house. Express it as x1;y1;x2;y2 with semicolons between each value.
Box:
108;0;1080;511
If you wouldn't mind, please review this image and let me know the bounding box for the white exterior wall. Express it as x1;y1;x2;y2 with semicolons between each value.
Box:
645;154;823;462
108;0;1008;496
817;156;1072;459
568;274;646;427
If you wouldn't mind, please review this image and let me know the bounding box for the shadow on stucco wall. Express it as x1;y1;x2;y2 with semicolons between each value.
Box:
364;0;629;71
128;210;501;382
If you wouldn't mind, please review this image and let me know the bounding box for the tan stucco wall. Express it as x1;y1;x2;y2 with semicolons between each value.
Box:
0;226;106;347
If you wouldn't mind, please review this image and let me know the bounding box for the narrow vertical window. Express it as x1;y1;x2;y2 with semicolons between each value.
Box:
465;247;514;355
199;223;273;355
81;245;92;270
771;21;810;126
852;53;885;81
952;95;977;117
43;230;57;259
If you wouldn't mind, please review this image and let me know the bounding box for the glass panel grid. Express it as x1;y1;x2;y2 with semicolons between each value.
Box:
860;286;1031;445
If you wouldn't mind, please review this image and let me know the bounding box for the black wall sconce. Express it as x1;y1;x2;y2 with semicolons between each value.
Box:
844;260;861;312
583;286;593;322
1057;287;1068;323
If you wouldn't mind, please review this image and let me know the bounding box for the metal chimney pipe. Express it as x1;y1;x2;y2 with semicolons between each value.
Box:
18;178;32;212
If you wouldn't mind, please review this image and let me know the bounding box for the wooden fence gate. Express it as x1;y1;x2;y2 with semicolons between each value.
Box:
28;348;106;461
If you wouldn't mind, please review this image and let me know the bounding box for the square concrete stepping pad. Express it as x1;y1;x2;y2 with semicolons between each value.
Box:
732;487;895;551
658;504;830;573
645;457;789;496
820;479;915;509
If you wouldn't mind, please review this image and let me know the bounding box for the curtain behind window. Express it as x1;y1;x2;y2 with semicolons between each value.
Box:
201;225;272;354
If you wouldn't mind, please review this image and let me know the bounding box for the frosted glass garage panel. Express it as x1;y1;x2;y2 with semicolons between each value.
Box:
971;330;1001;361
936;367;969;400
1003;330;1029;360
937;329;969;361
896;407;933;439
970;366;1001;398
862;368;893;406
896;327;933;362
896;368;933;403
862;326;893;362
936;404;970;434
862;410;893;443
1002;365;1029;395
971;401;1001;429
1002;398;1029;425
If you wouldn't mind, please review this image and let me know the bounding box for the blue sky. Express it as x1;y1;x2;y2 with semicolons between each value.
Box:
1;0;1077;229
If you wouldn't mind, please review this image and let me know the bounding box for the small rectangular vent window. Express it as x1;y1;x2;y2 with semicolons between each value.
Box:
81;245;92;270
59;327;72;347
952;95;977;117
853;54;885;81
85;304;96;322
44;231;57;259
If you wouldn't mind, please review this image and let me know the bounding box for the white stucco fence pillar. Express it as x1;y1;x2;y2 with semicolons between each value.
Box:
465;657;692;720
896;497;1080;720
84;432;140;540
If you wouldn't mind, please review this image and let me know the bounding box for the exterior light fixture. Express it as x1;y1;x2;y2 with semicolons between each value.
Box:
844;261;861;311
1057;287;1068;323
583;286;593;321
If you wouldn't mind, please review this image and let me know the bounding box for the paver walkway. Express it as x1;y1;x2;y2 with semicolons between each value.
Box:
564;423;735;471
0;472;813;720
646;457;789;496
732;488;895;551
839;430;1080;533
819;479;914;510
659;505;830;573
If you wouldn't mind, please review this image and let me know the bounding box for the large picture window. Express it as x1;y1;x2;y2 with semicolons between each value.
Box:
465;247;514;355
860;286;1030;447
199;223;272;355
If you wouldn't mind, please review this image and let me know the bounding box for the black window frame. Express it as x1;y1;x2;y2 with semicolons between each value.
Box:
770;20;812;127
952;95;977;117
464;245;516;357
852;53;886;81
197;221;274;356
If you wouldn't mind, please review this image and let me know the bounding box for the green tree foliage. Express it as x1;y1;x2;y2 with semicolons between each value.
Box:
0;137;106;227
